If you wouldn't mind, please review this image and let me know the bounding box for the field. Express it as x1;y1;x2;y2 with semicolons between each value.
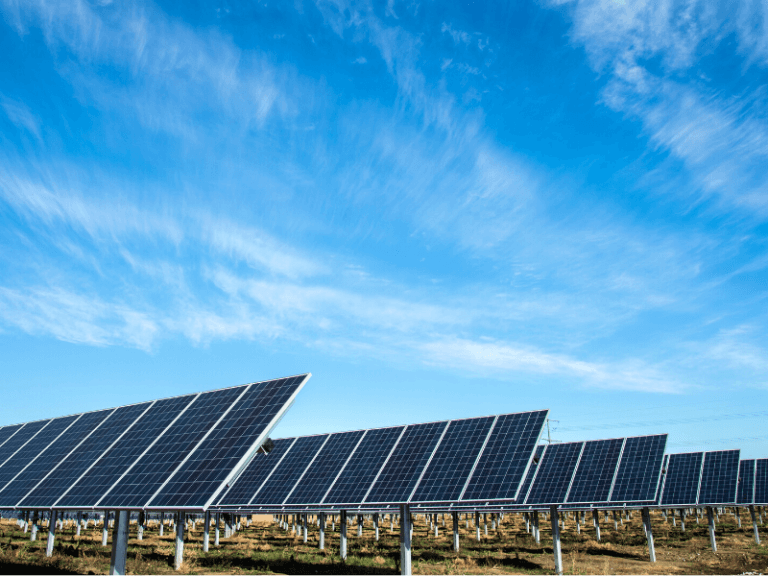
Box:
0;510;766;575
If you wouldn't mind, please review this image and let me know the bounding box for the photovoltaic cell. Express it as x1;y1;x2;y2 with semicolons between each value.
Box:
0;410;111;507
19;405;145;508
0;425;23;449
410;417;494;503
698;450;739;505
251;435;328;505
461;410;548;501
517;445;545;503
215;438;295;505
286;430;365;505
364;421;447;504
737;459;755;505
98;387;244;507
0;421;51;469
0;416;79;493
752;459;767;505
524;442;583;505
323;426;404;505
56;395;195;507
566;438;624;504
660;452;703;506
149;375;307;508
610;434;667;502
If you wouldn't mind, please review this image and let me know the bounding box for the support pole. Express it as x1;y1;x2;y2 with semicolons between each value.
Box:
46;510;57;557
534;510;540;543
452;512;459;552
102;511;109;546
642;507;656;562
319;512;326;549
175;511;186;570
159;512;164;536
707;507;717;552
30;511;39;541
475;511;481;541
750;506;761;544
357;514;363;537
203;510;210;552
340;510;348;560
400;504;412;576
592;509;601;542
215;512;220;546
109;510;130;576
76;512;82;537
303;513;308;543
550;506;563;576
137;510;144;541
736;507;741;528
679;508;685;532
374;513;379;541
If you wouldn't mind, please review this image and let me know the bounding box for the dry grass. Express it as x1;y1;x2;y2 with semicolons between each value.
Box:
0;510;766;574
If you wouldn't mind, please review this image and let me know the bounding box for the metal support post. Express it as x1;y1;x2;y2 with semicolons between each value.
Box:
340;510;348;560
175;511;186;570
550;506;563;575
137;510;144;541
46;510;57;557
357;514;363;537
319;512;325;549
679;508;685;531
642;508;656;562
707;507;717;552
76;512;82;537
215;512;220;546
400;504;412;576
475;511;481;541
484;512;488;536
592;509;601;542
736;507;741;528
203;511;210;552
30;511;39;541
534;510;540;543
374;513;379;541
303;513;308;543
109;510;130;576
613;510;618;530
102;511;109;546
452;512;459;552
750;506;760;544
159;512;164;536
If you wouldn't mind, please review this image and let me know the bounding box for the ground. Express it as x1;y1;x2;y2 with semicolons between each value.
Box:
0;510;766;574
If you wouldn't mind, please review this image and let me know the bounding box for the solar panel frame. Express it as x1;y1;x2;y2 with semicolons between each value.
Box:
737;459;755;505
754;459;768;505
523;441;583;505
659;451;704;506
697;449;740;505
565;437;625;505
608;434;667;503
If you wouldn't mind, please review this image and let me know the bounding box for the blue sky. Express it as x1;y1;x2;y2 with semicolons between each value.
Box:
1;0;767;457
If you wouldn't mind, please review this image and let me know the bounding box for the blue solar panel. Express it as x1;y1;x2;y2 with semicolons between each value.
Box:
0;410;111;507
410;416;495;503
18;404;147;508
286;430;365;505
517;445;545;503
461;410;548;501
609;434;667;502
0;416;79;496
737;459;755;505
660;452;703;506
0;425;24;450
566;438;624;504
250;435;328;505
524;442;583;504
365;421;447;503
56;395;196;507
0;420;51;468
323;426;404;505
97;387;244;507
698;450;739;505
149;375;308;508
216;438;296;505
753;459;768;505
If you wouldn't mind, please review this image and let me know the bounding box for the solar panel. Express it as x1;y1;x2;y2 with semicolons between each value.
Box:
659;452;703;506
0;410;112;507
3;374;310;511
286;430;365;505
461;410;548;501
566;438;624;504
517;445;545;502
698;450;739;505
364;421;447;504
250;435;328;505
609;434;667;502
410;416;495;503
322;426;405;505
524;442;583;505
754;459;768;505
737;459;755;505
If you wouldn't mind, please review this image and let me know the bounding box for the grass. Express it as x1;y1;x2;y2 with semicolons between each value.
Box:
0;509;766;574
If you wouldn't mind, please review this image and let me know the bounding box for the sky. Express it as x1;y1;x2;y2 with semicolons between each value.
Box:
0;0;767;458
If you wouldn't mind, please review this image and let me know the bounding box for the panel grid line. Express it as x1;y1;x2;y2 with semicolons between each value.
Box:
247;438;299;505
361;425;409;504
281;434;332;505
562;441;586;503
606;438;626;502
458;416;498;501
320;430;368;505
407;421;451;503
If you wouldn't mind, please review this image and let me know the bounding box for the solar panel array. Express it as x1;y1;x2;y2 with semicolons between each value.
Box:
512;435;667;507
0;375;309;510
658;450;740;506
739;458;768;505
215;410;548;508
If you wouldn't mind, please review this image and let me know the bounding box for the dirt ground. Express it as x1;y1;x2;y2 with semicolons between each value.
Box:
0;509;765;574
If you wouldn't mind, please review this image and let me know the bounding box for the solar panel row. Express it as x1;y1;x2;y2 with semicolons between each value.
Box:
658;450;740;506
737;458;768;505
513;435;667;507
0;375;309;511
216;410;549;507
